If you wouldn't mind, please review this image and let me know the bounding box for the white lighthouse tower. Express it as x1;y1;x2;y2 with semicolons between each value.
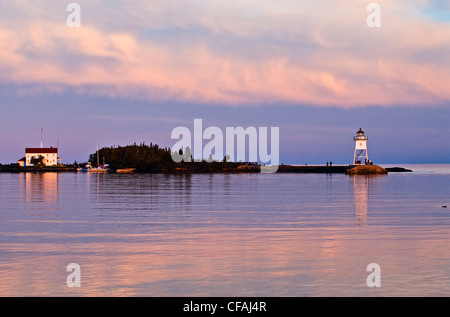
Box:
353;128;369;165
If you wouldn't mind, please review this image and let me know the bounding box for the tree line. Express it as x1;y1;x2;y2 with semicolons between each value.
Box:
88;143;250;173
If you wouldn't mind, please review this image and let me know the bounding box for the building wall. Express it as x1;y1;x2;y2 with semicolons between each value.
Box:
26;153;58;166
354;140;367;150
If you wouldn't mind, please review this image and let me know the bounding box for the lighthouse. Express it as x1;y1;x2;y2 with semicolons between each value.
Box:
347;128;388;174
353;128;369;165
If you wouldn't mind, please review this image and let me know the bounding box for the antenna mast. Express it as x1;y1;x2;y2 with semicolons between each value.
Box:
97;143;100;166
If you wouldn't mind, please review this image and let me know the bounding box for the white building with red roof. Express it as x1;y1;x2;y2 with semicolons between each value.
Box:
19;147;61;167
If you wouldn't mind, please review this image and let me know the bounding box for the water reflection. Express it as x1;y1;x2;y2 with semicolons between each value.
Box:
352;175;369;227
2;172;449;296
21;172;59;212
87;174;195;219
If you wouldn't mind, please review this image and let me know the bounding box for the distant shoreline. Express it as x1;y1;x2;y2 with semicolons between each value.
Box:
1;143;416;175
0;164;413;174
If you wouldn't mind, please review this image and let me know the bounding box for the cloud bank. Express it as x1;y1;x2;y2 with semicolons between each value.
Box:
0;0;449;107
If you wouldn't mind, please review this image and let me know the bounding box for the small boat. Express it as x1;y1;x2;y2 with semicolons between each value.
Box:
87;144;109;173
116;168;136;174
87;165;108;173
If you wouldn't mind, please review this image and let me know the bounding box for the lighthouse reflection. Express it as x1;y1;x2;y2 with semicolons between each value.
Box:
352;175;369;227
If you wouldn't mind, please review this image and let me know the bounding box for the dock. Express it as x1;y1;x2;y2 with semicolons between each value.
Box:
277;164;348;173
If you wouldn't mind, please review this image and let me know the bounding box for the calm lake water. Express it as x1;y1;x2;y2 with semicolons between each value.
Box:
0;164;449;296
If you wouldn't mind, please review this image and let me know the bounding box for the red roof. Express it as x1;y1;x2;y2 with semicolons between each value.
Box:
26;148;58;154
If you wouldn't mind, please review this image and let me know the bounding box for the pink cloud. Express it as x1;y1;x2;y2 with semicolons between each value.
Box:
0;0;449;107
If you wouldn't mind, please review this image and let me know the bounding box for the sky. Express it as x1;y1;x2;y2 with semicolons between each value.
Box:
0;0;449;164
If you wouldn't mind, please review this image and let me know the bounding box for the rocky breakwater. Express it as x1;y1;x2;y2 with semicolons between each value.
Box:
346;165;388;175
